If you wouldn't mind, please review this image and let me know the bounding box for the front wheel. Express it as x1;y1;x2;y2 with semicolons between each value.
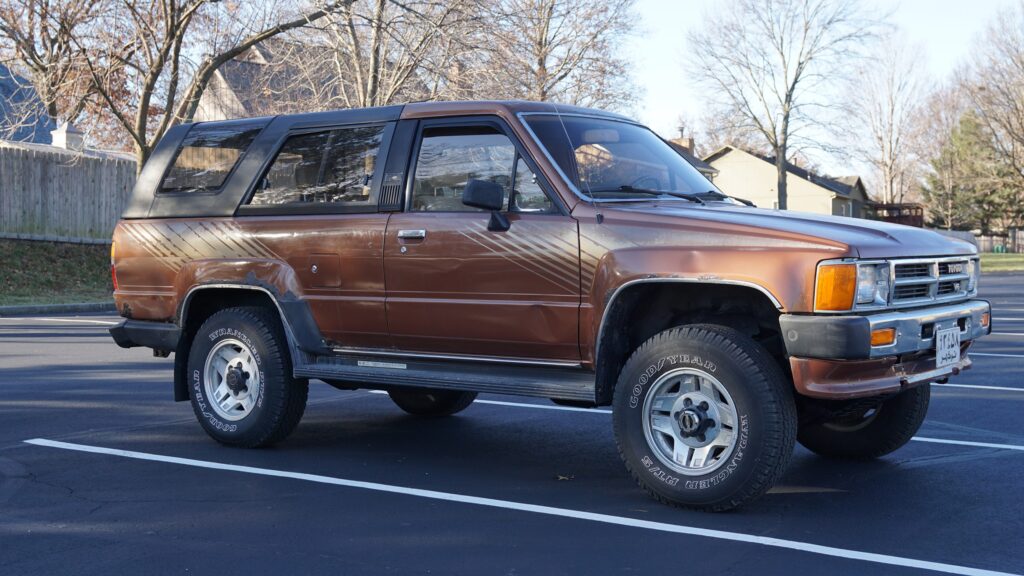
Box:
613;324;796;512
798;385;930;459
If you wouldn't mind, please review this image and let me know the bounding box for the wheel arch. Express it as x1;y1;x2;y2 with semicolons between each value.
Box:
173;284;324;401
593;279;786;406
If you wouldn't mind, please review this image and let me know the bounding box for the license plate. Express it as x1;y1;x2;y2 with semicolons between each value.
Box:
936;327;961;369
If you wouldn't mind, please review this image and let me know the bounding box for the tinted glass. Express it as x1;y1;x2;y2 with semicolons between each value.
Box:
160;123;263;194
249;125;385;206
412;128;515;212
524;115;715;199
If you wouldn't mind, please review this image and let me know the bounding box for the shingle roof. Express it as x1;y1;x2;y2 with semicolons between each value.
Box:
0;64;57;144
666;140;718;175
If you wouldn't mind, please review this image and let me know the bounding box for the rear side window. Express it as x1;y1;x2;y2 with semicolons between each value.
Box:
248;125;385;207
160;123;263;194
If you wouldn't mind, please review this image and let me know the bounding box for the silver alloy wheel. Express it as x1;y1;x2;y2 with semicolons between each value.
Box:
641;367;739;476
203;338;262;421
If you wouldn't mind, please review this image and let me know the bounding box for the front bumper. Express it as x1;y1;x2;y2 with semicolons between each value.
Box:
780;299;991;399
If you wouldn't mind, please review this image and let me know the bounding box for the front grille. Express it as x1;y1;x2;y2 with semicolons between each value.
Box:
895;263;931;279
894;284;930;300
890;257;973;306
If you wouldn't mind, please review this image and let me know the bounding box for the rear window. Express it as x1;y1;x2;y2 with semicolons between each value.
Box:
160;123;263;194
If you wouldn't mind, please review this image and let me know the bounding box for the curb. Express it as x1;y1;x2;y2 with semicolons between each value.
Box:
0;302;117;316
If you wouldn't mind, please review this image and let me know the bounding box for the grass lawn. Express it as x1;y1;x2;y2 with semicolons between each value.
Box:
980;253;1024;273
0;240;112;306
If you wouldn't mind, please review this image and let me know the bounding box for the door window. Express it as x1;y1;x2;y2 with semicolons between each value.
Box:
411;128;515;212
248;125;385;207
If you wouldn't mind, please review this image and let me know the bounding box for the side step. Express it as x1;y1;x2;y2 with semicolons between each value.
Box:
294;352;596;402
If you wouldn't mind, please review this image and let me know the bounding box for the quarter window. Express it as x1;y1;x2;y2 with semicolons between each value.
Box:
160;123;263;194
248;125;385;206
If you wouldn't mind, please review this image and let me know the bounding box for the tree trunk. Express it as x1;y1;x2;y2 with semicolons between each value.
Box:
775;147;788;210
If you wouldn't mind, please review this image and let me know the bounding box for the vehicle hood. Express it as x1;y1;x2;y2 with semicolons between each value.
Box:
602;201;977;259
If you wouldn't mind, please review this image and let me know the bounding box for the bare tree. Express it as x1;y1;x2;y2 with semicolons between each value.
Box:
961;3;1024;229
466;0;637;111
79;1;348;170
844;38;928;205
0;0;104;124
687;0;881;209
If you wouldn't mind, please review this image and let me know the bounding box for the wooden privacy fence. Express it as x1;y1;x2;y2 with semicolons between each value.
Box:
977;230;1024;253
0;142;136;241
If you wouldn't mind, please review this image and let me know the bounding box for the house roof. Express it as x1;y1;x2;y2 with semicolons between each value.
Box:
704;145;864;198
0;64;57;144
666;140;718;175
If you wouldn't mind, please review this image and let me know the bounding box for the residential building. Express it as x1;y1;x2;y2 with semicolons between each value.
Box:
0;64;57;144
704;145;869;218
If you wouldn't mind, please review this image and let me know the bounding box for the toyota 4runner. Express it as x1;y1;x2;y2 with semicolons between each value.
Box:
108;101;991;511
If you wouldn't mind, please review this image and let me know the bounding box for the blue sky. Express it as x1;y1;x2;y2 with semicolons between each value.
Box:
629;0;1014;153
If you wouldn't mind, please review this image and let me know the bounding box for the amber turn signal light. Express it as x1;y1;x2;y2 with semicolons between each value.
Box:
870;327;896;347
981;312;990;328
815;264;856;311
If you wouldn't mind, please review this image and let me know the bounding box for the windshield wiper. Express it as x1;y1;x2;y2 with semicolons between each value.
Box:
696;190;755;207
588;185;705;205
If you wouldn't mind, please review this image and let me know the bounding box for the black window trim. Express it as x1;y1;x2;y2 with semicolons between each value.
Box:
235;120;396;217
404;116;568;216
156;119;270;198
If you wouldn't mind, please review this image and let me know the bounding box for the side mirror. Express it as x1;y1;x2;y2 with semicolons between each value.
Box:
462;179;505;211
462;179;510;231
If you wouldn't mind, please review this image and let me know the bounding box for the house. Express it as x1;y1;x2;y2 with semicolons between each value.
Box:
195;42;340;122
0;64;57;144
704;145;870;218
667;133;718;179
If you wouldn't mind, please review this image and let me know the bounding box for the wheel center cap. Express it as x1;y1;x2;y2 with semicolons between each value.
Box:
678;408;703;435
226;363;249;394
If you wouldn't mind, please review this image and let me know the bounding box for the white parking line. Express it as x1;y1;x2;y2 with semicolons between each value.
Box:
0;317;118;326
370;392;1024;452
934;383;1024;393
911;437;1024;452
22;438;1019;576
971;352;1024;359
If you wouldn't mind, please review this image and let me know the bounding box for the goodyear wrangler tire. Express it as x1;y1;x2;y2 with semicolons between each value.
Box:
387;388;477;416
612;324;797;511
187;306;308;447
797;385;930;459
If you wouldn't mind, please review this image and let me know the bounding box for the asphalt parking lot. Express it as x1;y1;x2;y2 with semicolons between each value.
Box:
1;274;1022;576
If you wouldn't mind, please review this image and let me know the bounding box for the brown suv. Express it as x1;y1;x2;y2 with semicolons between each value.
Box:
108;100;991;511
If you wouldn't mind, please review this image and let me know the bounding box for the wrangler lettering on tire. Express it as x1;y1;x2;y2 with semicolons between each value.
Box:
613;324;796;512
186;306;308;448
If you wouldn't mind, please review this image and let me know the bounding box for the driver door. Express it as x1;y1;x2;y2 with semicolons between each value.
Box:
383;120;581;362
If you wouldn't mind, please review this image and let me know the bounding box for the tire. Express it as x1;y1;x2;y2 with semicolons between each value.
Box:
798;385;930;459
387;387;477;416
612;324;796;512
187;306;308;447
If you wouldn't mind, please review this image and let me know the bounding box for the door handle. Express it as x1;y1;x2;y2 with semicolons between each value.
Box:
397;229;426;240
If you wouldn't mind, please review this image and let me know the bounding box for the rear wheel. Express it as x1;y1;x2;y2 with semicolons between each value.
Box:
388;387;476;416
613;324;796;512
187;306;307;447
798;385;930;459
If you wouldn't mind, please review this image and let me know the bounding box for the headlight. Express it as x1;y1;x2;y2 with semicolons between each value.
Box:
967;258;979;292
816;261;890;311
856;263;890;306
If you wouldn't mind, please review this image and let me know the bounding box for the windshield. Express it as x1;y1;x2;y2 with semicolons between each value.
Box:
523;114;717;200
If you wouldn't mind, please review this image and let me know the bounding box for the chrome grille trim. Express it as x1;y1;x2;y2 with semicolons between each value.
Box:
889;256;975;307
